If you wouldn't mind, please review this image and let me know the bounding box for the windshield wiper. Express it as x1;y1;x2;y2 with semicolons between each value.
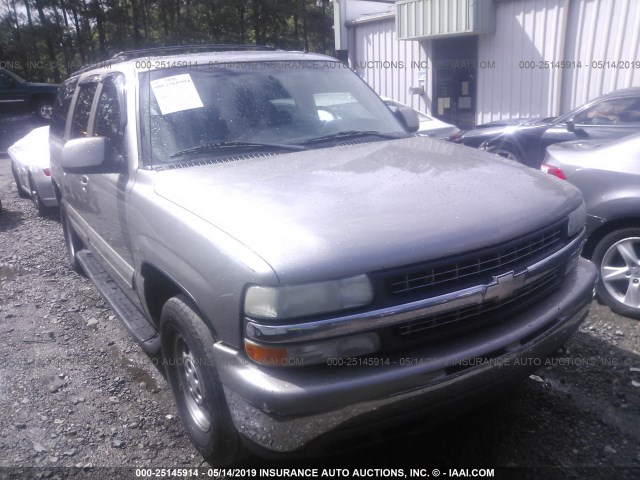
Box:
170;141;306;158
301;130;405;145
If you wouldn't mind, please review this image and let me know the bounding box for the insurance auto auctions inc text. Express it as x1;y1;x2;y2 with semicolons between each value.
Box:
252;468;495;478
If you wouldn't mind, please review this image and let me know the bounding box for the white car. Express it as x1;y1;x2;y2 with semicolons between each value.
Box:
8;126;57;215
381;97;460;139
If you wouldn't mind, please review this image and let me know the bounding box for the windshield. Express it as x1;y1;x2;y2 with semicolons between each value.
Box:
140;61;408;165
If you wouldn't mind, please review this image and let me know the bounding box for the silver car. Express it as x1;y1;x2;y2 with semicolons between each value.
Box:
543;133;640;319
381;97;460;139
8;125;57;215
50;47;596;464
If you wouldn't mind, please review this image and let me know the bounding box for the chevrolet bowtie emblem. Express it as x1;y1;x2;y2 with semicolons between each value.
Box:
483;271;527;302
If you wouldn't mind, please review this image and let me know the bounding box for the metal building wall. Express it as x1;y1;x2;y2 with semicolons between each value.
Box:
562;0;640;112
346;0;640;126
350;16;432;114
396;0;496;39
476;0;568;125
477;0;640;124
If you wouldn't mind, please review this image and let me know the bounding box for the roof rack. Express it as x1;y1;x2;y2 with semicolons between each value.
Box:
71;44;276;76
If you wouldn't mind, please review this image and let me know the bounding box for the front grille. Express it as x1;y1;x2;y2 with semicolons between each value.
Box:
396;266;563;337
385;222;565;299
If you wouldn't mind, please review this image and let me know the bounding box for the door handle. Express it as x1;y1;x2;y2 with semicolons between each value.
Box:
80;175;89;185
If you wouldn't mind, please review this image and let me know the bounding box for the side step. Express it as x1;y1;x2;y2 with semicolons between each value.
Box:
76;250;161;354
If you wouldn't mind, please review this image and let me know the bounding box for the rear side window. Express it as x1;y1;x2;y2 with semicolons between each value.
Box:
575;97;640;126
50;77;78;138
71;82;98;139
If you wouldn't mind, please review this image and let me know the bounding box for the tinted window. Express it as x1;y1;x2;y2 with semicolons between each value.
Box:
95;75;126;159
50;77;79;138
575;97;640;126
71;82;97;139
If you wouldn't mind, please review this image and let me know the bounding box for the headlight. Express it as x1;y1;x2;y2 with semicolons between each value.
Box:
567;202;586;237
244;274;373;320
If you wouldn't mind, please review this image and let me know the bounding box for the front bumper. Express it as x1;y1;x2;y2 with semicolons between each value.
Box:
213;258;596;453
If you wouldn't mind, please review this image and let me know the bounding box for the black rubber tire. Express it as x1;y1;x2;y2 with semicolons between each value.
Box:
486;144;522;163
29;176;49;217
160;295;245;465
36;100;54;120
60;202;84;274
592;228;640;320
12;164;29;198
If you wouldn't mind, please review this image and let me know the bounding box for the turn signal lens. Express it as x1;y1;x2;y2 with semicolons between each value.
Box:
244;333;381;367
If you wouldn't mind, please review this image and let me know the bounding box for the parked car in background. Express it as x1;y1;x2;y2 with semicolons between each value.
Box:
0;68;59;120
542;133;640;319
461;88;640;169
381;97;460;139
8;126;57;215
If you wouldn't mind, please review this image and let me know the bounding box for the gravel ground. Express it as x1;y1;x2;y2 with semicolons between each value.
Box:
1;150;639;480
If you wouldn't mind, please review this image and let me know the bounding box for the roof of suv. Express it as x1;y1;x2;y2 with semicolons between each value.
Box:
73;48;339;76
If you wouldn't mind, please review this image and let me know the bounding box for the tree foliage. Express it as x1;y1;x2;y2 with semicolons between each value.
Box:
0;0;334;81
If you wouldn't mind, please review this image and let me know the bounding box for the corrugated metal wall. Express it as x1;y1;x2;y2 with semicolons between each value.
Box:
396;0;496;39
476;0;567;124
562;0;640;111
346;0;640;125
477;0;640;124
350;17;432;114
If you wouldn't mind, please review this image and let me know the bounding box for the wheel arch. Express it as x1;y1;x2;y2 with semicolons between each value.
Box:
30;92;56;107
139;263;210;332
583;217;640;260
485;136;525;161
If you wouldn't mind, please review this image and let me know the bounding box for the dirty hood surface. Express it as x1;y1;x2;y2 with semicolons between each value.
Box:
154;136;582;282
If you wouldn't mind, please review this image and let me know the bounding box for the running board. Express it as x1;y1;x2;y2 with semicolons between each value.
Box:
76;250;160;354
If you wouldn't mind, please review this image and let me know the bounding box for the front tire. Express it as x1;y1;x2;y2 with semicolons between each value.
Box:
592;228;640;320
486;144;521;163
160;295;245;465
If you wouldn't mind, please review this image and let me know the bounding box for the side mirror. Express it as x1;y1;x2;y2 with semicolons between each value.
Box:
566;119;575;133
394;106;420;133
60;137;120;173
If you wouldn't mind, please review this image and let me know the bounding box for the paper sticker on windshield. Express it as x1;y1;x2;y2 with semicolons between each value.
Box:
150;74;203;115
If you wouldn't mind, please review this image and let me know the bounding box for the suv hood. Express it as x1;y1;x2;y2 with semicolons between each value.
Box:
154;137;582;283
